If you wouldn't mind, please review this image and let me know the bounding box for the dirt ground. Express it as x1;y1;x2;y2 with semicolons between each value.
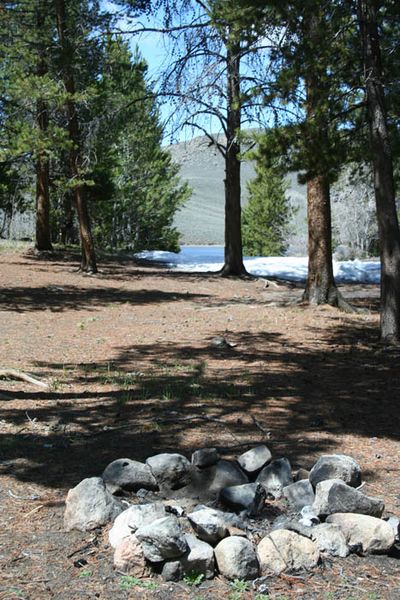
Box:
0;244;399;600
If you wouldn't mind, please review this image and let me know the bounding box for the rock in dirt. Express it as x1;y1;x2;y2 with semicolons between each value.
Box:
180;533;215;579
298;505;320;527
283;479;315;510
220;483;266;516
109;503;166;548
214;536;259;580
102;458;158;494
309;454;361;488
191;447;220;468
64;477;124;532
327;513;395;554
136;515;188;562
162;561;182;582
113;534;150;577
313;479;384;518
309;523;349;557
256;458;293;499
258;529;320;574
237;445;272;475
384;516;400;541
187;507;229;544
295;468;310;481
208;460;249;493
146;453;192;490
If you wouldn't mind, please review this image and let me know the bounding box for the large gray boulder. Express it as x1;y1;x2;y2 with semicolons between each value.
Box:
238;445;272;475
113;534;150;577
146;453;192;490
183;459;249;500
312;479;384;518
180;533;215;579
214;536;259;580
258;529;319;574
109;503;166;548
283;479;315;510
327;513;395;554
191;448;220;468
220;483;266;516
187;507;229;544
64;477;124;532
207;460;249;494
256;458;293;499
136;516;188;562
309;455;361;488
102;458;158;494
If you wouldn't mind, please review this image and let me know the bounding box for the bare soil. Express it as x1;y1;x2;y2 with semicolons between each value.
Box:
0;245;399;600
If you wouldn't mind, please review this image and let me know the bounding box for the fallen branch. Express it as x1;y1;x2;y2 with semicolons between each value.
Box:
251;415;271;438
0;368;49;389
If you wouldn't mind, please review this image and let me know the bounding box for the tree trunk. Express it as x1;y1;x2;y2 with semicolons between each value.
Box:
35;140;52;251
359;0;400;342
302;15;345;308
303;175;340;304
220;39;247;277
35;5;52;251
55;0;97;273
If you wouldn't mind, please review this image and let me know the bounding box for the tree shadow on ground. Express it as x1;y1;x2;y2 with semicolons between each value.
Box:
1;318;398;490
0;286;210;313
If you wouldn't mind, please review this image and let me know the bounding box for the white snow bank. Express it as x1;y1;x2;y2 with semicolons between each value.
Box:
135;246;380;284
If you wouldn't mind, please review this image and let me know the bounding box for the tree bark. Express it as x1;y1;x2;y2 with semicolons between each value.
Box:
303;175;341;304
302;13;344;307
55;0;97;273
35;5;52;251
220;39;247;277
359;0;400;342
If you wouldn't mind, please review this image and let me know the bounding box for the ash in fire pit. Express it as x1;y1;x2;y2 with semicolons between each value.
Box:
64;446;399;584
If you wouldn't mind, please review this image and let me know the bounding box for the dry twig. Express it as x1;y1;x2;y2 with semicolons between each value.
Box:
0;368;49;389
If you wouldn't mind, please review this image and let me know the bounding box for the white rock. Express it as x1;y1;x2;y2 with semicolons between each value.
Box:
238;445;272;474
326;513;395;554
258;529;319;574
109;503;166;548
214;536;259;580
310;523;349;557
64;477;123;532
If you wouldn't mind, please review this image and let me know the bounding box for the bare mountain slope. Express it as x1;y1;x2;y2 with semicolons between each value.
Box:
169;135;306;247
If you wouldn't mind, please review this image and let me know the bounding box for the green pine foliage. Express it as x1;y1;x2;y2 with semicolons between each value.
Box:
242;163;290;257
88;39;191;252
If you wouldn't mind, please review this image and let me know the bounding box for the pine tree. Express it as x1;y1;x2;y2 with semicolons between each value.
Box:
88;38;190;251
242;163;289;256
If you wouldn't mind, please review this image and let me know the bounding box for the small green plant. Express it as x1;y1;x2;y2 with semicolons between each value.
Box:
230;579;249;593
183;572;204;587
119;575;158;591
228;593;242;600
5;588;24;598
254;595;270;600
78;569;92;578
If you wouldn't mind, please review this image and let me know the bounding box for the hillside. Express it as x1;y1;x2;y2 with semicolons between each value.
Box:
169;135;307;248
